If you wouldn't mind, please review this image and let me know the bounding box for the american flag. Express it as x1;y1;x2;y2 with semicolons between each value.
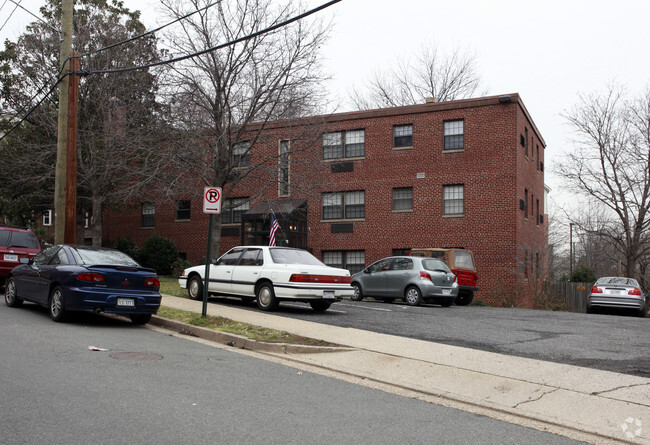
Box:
269;215;279;246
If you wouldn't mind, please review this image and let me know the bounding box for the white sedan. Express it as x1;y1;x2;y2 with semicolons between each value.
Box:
179;246;354;312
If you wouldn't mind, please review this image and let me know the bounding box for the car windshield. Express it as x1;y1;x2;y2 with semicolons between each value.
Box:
0;230;39;249
74;248;140;267
270;248;324;266
422;258;451;273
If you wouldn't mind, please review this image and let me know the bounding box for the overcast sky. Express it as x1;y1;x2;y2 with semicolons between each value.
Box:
2;0;649;213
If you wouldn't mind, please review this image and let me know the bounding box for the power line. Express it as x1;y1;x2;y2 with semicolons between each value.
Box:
79;0;342;76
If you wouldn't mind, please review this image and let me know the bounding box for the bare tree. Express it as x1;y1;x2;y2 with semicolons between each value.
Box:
351;42;483;110
157;0;332;255
557;84;650;278
0;0;167;244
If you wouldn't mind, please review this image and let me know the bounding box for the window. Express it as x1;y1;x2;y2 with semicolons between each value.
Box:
524;189;529;220
322;191;365;220
176;200;190;221
323;250;365;274
222;198;249;224
393;248;410;256
322;130;365;160
43;210;52;226
443;185;464;215
536;199;540;226
393;124;413;148
443;120;464;150
392;187;413;211
524;128;529;158
279;140;290;196
232;141;250;167
141;202;155;227
536;145;540;171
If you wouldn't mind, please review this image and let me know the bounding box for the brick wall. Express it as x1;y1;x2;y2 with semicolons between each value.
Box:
103;94;548;307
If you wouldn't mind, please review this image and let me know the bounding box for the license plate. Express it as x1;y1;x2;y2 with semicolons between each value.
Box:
117;298;135;307
442;289;451;295
4;254;18;262
323;291;335;299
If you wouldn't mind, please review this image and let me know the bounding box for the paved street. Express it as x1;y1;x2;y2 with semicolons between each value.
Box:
0;301;586;445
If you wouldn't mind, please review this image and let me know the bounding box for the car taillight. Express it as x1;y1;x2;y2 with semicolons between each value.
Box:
590;286;602;293
420;271;432;281
145;277;160;287
289;274;351;284
77;272;106;283
629;288;642;296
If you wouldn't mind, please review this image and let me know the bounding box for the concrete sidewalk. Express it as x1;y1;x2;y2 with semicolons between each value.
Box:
155;295;650;444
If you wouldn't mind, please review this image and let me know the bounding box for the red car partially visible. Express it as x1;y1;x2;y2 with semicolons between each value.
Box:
0;227;42;284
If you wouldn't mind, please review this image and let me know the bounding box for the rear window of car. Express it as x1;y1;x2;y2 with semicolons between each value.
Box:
422;259;450;273
596;277;638;287
0;229;39;249
270;248;324;266
74;248;139;266
454;251;474;269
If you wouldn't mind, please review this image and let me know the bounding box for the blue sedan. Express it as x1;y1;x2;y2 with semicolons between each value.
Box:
4;245;161;324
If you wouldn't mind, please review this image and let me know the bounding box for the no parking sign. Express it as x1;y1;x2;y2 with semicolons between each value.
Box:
203;187;222;214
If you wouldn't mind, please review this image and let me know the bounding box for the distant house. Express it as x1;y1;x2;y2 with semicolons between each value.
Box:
103;94;548;307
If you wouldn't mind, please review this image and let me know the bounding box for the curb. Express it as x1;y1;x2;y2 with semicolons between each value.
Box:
149;315;353;354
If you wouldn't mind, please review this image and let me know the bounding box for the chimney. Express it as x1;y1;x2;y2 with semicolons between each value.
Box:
425;97;438;103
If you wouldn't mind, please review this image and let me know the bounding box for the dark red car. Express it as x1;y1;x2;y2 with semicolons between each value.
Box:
0;226;41;284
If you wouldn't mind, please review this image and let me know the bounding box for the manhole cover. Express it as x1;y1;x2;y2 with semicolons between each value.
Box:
109;352;163;361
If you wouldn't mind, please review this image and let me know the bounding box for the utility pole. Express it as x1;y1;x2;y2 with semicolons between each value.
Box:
569;223;574;279
54;0;74;244
65;53;80;244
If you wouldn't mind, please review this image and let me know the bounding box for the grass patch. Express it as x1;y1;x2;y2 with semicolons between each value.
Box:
159;276;186;298
155;306;341;347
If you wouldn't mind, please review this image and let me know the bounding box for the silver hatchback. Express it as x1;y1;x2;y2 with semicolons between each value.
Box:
351;256;458;306
587;277;647;317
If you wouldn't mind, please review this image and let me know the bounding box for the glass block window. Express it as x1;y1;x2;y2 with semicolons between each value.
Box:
141;202;155;227
393;124;413;148
323;250;366;274
322;130;365;159
176;200;190;220
443;120;464;150
279;140;290;196
443;185;464;215
392;187;413;211
322;191;365;220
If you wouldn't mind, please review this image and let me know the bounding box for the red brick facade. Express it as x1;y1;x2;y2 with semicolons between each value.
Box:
103;94;548;307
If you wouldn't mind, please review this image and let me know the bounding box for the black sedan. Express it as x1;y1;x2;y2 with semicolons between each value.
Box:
4;245;161;324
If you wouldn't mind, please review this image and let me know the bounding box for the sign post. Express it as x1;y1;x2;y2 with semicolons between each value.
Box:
202;187;222;317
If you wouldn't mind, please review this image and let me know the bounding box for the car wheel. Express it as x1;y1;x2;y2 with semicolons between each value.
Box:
187;275;203;300
49;286;68;322
4;277;23;308
404;286;422;306
351;283;363;301
256;283;278;311
454;290;473;306
309;301;332;312
130;314;152;325
639;301;648;318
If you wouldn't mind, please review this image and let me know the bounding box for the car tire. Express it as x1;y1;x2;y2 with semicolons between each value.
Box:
187;275;203;301
404;286;422;306
256;282;279;311
454;290;473;306
4;277;23;308
351;283;363;301
130;314;152;325
639;302;648;318
49;286;68;322
309;301;332;312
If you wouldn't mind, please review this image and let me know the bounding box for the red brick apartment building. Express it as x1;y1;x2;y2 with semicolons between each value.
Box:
104;93;548;307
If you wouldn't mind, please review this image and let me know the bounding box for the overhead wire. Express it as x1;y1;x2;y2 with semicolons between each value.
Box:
0;0;342;142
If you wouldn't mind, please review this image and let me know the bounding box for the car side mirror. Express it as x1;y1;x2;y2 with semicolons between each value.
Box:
211;258;218;265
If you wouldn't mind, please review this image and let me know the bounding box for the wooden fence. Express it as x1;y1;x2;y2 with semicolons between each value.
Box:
549;282;592;313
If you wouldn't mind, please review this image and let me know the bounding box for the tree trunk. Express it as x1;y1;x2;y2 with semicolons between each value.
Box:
91;195;103;247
